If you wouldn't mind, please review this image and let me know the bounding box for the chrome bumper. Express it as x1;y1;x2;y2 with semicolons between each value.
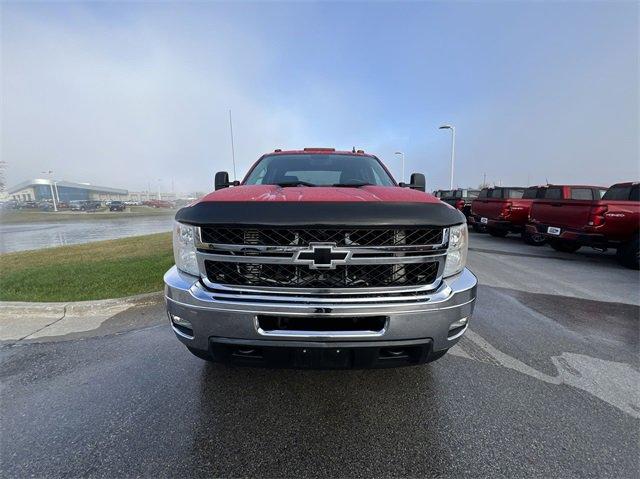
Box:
164;266;477;354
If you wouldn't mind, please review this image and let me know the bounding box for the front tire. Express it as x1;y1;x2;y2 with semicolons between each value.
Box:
549;240;581;253
617;235;639;269
523;231;546;246
488;227;509;238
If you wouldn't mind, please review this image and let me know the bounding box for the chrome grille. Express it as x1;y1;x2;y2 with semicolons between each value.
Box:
200;227;443;247
195;225;447;293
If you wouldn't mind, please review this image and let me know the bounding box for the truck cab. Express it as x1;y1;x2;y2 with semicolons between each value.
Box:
164;149;477;368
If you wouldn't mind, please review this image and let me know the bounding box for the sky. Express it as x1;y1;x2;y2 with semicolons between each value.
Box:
1;1;638;194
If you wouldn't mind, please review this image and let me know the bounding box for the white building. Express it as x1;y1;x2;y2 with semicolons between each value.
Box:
8;178;128;203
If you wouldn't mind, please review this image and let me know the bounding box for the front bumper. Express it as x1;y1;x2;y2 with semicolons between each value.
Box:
526;223;610;247
469;215;521;231
164;266;477;368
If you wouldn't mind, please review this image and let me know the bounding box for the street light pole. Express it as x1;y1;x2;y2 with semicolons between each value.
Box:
42;170;58;212
439;125;456;189
394;151;405;183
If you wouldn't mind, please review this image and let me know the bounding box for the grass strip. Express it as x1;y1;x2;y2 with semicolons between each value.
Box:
0;207;176;224
0;233;173;302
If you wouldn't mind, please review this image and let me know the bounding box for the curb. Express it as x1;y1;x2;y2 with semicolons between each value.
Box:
0;291;165;343
0;291;163;317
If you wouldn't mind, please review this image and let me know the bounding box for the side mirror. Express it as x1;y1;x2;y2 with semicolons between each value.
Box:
214;171;239;190
215;171;230;190
410;173;426;192
399;173;426;192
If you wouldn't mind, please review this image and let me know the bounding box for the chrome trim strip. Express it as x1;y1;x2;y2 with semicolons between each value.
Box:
198;243;448;253
165;295;476;316
207;291;434;304
196;251;445;265
199;279;442;295
195;226;450;253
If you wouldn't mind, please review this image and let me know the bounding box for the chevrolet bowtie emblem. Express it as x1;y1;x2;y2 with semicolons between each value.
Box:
293;243;352;269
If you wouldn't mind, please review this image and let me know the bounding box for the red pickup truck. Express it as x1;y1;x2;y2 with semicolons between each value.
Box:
164;148;477;368
469;186;548;245
527;182;639;268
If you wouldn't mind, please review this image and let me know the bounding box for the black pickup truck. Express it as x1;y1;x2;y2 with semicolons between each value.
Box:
439;189;481;221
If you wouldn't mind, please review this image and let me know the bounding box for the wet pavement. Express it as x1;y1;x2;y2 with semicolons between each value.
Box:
1;233;639;477
0;216;174;253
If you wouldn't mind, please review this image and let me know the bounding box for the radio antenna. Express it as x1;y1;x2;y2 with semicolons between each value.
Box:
229;109;237;181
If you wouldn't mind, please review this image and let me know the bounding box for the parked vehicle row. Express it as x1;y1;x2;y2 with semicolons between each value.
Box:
438;183;639;269
2;199;178;212
142;199;174;208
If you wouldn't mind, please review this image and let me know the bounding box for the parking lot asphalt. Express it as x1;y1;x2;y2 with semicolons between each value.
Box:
1;231;639;478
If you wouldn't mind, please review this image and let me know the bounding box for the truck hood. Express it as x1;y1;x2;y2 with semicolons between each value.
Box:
197;185;441;203
176;185;464;227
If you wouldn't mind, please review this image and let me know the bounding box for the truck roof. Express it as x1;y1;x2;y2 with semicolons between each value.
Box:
609;181;639;187
265;148;376;158
545;184;607;189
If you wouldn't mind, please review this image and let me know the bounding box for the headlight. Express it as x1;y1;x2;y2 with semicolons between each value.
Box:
443;224;468;277
173;221;199;276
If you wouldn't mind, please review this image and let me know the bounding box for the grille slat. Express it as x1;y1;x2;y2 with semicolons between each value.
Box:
200;227;443;247
205;261;439;289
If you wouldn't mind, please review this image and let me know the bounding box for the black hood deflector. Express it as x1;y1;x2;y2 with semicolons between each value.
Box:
175;201;465;227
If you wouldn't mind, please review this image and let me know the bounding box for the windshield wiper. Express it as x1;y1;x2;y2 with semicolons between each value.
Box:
275;181;317;187
332;181;374;187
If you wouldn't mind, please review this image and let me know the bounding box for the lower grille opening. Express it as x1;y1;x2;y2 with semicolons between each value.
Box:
208;339;433;369
257;315;387;333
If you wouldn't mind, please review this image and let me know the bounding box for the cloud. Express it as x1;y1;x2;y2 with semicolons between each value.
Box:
1;6;312;193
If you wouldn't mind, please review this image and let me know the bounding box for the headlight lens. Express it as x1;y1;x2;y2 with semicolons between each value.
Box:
173;221;199;276
443;224;468;278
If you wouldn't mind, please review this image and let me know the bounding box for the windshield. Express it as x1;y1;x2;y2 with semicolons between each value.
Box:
243;154;395;186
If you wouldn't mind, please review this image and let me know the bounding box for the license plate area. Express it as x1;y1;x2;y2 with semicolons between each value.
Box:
480;217;488;224
257;315;387;335
547;226;561;235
